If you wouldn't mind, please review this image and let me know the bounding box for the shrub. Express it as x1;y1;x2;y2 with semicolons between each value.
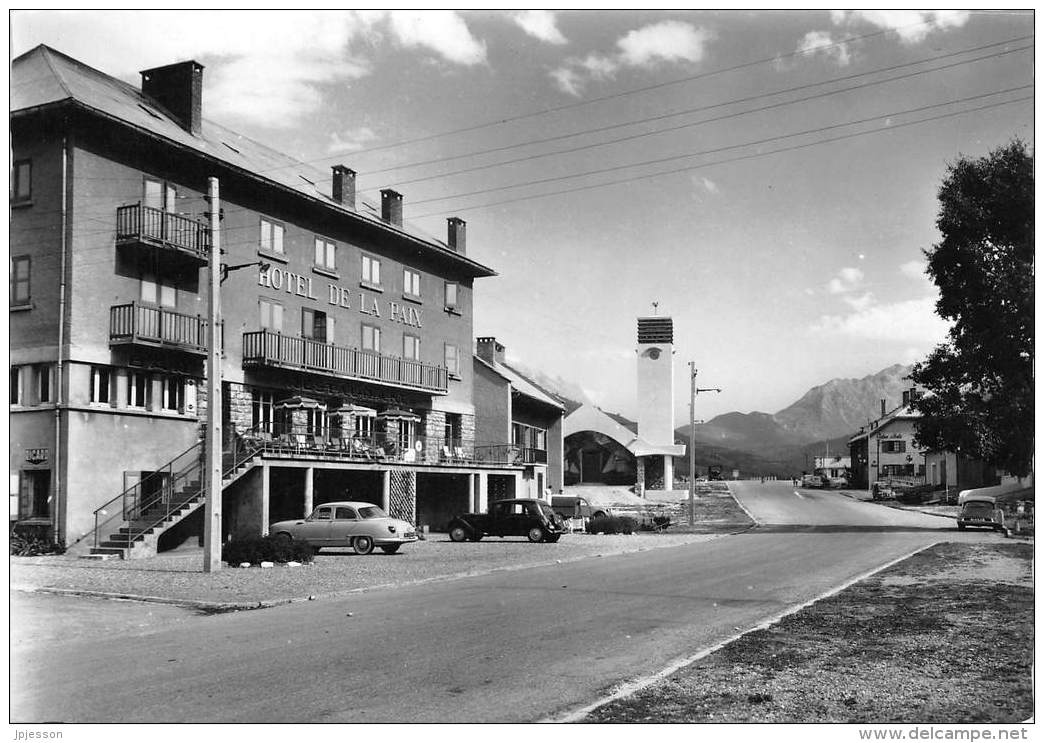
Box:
586;515;637;535
223;535;315;566
10;525;64;556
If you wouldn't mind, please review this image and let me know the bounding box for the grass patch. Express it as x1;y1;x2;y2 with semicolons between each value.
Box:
585;542;1032;723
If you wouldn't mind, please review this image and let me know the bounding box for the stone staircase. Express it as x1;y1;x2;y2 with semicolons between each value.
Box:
90;444;261;559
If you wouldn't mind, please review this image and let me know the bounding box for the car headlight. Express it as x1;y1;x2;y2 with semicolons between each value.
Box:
387;525;397;534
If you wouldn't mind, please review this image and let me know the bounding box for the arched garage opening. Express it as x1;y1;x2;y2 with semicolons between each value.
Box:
564;431;635;486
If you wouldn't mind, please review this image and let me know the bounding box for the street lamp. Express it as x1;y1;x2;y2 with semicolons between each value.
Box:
688;362;721;526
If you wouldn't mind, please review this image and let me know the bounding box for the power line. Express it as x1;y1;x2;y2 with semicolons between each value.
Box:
408;94;1031;219
383;45;1031;190
366;35;1031;180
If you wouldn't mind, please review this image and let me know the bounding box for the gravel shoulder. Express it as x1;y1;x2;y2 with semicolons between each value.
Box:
10;530;725;608
584;541;1033;723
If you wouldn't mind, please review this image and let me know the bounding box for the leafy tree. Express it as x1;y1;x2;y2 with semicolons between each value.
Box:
910;140;1033;476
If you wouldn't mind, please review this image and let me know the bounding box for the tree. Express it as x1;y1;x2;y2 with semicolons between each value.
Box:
910;140;1033;476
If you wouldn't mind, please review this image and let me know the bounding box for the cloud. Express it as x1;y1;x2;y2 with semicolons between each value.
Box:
386;10;486;65
693;175;719;195
327;127;378;154
842;292;875;311
512;10;566;45
811;296;950;344
797;30;851;66
899;259;927;279
830;10;971;44
827;266;865;294
550;20;711;97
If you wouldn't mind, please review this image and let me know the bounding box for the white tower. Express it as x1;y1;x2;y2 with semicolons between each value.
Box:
635;316;681;491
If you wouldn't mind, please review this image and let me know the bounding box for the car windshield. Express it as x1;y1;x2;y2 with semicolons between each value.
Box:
963;502;995;513
358;506;388;519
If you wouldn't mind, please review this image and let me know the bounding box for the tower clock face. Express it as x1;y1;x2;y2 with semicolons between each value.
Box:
643;347;662;360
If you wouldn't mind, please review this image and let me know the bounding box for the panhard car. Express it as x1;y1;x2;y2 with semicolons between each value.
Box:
448;498;565;543
269;501;417;554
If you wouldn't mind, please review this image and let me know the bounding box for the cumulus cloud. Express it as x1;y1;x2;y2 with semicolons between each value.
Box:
830;10;971;44
797;30;851;66
512;10;566;45
327;127;378;154
13;10;488;129
551;20;711;97
811;296;950;344
827;266;865;294
386;10;486;65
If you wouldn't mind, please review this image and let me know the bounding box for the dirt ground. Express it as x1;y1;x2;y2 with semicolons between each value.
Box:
585;541;1033;724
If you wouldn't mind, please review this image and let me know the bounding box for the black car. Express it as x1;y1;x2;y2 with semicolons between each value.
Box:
448;498;565;543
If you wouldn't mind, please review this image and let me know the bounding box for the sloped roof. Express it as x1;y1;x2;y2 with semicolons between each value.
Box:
11;45;495;278
474;356;564;410
848;404;922;443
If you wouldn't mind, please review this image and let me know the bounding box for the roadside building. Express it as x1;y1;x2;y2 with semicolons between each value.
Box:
924;451;999;497
813;455;851;480
847;389;927;490
10;45;528;555
472;337;565;501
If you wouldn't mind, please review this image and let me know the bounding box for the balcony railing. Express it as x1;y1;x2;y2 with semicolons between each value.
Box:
235;426;521;467
109;302;208;355
242;330;448;394
115;203;210;263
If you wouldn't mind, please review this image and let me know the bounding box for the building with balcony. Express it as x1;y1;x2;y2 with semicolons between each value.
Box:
847;388;928;490
10;45;528;555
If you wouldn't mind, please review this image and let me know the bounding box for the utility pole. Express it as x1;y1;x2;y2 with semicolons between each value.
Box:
203;177;223;572
688;363;721;526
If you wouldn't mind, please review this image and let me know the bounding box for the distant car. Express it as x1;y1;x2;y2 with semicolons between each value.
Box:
956;496;1006;532
269;501;417;555
800;474;824;489
448;498;565;543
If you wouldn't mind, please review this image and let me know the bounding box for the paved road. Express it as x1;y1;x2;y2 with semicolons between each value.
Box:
12;482;975;723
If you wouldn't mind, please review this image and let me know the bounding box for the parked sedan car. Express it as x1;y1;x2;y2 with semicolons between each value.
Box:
269;501;417;554
448;498;565;543
956;495;1006;532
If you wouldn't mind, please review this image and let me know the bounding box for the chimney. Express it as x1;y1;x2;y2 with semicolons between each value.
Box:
476;336;505;365
447;217;466;254
332;166;356;210
902;390;910;407
880;399;887;417
140;60;204;135
381;189;403;227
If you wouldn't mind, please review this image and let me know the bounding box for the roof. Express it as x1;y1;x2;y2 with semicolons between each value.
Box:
11;45;495;278
848;404;921;443
474;356;564;411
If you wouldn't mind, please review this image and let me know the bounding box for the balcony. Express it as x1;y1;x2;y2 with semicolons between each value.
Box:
115;203;210;271
242;330;449;394
109;303;208;355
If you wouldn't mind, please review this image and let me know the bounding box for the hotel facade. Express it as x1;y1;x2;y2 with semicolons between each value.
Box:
10;46;554;556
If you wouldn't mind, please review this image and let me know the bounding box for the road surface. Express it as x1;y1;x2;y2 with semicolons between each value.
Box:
12;482;971;723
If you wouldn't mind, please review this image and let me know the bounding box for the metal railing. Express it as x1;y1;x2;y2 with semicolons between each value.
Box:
242;330;448;393
109;302;208;354
115;203;210;260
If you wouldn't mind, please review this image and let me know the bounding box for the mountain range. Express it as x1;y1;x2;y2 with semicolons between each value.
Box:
511;361;916;477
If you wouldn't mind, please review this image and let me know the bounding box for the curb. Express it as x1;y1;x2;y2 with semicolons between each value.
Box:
541;539;941;723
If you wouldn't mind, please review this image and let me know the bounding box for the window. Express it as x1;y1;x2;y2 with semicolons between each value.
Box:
403;334;420;360
127;371;151;408
513;422;547;451
445;282;459;310
361;255;381;288
362;324;381;353
403;268;421;299
10;367;21;405
334;506;358;520
355;415;373;440
90;367;112;405
398;420;416;452
144;178;176;212
33;365;53;404
302;308;330;343
444;413;462;447
10;255;30;306
881;440;907;454
18;469;51;520
161;376;184;412
444;343;460;377
12;160;31;202
141;273;176;308
252;389;276;434
260;219;284;255
314;237;336;271
259;298;284;332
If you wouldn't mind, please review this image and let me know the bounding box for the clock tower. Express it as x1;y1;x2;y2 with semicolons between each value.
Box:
635;316;682;492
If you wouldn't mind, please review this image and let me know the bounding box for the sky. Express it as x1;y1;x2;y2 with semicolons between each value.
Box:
11;9;1034;422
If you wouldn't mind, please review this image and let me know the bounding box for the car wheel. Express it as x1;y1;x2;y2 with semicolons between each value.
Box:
353;535;375;555
449;525;469;542
527;526;546;543
592;511;606;519
379;544;400;554
273;531;293;543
